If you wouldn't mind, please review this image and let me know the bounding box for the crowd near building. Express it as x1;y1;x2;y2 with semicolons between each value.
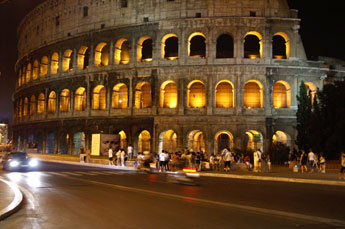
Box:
13;0;337;156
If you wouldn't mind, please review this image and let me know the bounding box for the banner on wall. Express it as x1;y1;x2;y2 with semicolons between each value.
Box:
91;134;120;156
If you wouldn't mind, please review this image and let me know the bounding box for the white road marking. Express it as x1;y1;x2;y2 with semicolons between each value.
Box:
64;175;345;227
61;172;83;176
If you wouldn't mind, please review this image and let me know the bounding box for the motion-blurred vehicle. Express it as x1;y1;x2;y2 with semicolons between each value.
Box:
1;152;39;171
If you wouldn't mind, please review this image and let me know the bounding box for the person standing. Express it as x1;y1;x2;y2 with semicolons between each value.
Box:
300;150;308;173
120;149;126;166
319;152;326;173
253;150;259;172
224;148;232;172
127;145;133;161
339;151;345;180
108;147;114;165
308;149;315;173
159;150;166;172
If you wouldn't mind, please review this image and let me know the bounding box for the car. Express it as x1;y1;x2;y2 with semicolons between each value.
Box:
1;152;39;171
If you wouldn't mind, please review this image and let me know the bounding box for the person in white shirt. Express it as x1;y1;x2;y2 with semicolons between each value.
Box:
127;145;133;161
120;149;126;166
223;148;232;172
108;147;114;165
308;149;315;172
159;150;166;172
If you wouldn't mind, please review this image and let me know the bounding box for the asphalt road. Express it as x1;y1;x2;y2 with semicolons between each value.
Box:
0;161;344;229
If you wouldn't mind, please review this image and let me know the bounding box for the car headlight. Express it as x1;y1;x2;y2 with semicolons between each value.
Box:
29;160;38;167
10;161;19;167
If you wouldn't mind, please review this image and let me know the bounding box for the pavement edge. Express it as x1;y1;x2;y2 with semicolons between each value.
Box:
0;178;24;221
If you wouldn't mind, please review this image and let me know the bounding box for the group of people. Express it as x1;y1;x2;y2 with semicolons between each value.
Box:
108;145;133;166
289;149;326;173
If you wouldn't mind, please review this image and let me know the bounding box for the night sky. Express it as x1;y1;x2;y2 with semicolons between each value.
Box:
0;0;344;123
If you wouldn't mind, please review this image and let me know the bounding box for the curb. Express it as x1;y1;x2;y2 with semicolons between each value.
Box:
0;179;23;221
201;172;345;187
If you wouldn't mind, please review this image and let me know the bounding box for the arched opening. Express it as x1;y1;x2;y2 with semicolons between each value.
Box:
161;34;178;60
46;132;55;154
272;130;291;147
244;32;262;59
273;81;291;108
92;85;106;110
216;34;234;58
32;60;39;80
137;37;153;62
215;80;234;108
18;99;22;118
273;32;290;59
23;97;29;117
112;83;128;109
119;130;127;149
94;42;109;67
40;56;48;78
60;89;71;112
244;81;263;108
305;82;317;105
135;82;152;108
30;95;36;116
114;39;130;65
215;131;234;154
18;69;22;87
187;80;205;108
73;132;85;155
188;32;206;58
36;133;43;153
74;87;86;111
26;63;31;83
158;130;177;154
187;130;205;152
37;93;45;114
21;67;25;85
50;52;59;74
245;130;263;152
160;81;178;108
59;133;69;154
62;49;73;72
138;130;151;153
78;46;89;69
48;91;57;113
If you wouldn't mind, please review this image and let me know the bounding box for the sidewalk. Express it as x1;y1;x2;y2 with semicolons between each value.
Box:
0;178;23;221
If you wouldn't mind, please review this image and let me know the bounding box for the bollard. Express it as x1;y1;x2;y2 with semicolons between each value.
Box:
293;164;298;173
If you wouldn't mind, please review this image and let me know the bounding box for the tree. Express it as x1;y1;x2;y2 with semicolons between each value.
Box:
308;81;345;159
296;81;311;151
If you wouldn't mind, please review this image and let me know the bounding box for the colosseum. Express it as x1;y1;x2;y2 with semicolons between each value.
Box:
13;0;327;157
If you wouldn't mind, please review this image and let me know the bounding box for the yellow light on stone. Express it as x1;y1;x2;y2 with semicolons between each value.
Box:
167;57;178;60
142;58;152;62
248;55;258;59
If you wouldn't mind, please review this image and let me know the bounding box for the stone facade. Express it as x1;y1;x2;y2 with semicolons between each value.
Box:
13;0;327;156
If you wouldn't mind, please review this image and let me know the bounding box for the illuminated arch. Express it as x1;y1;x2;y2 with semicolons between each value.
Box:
50;52;59;75
74;87;86;111
160;80;178;108
48;91;57;113
244;80;263;108
77;46;89;70
40;56;48;78
114;39;130;65
37;93;45;115
60;89;71;112
187;80;206;108
138;130;151;153
215;80;234;108
30;95;36;116
137;36;153;62
245;130;263;152
244;31;263;59
273;32;290;59
23;97;29;117
62;49;73;72
161;34;178;60
32;60;39;80
26;63;31;83
94;42;109;67
158;129;177;153
305;82;317;104
112;83;128;109
135;82;152;108
187;130;205;153
92;85;106;110
119;130;127;149
188;32;206;57
272;130;291;146
214;131;234;153
273;81;291;108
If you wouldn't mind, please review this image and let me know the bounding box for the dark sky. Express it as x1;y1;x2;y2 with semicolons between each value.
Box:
0;0;344;123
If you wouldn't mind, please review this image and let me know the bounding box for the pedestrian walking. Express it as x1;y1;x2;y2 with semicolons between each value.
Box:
79;146;86;163
339;151;345;180
308;149;315;173
108;147;114;165
300;150;308;173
